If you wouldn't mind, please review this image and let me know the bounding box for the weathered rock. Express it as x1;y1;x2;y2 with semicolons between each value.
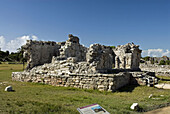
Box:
154;84;170;89
5;86;13;92
86;44;114;71
130;103;139;110
148;94;153;98
114;43;142;70
130;72;158;86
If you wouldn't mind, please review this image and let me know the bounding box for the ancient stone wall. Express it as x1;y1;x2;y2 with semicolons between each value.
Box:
23;35;142;71
86;44;114;71
140;64;170;76
58;34;87;62
113;43;142;70
12;34;151;91
22;40;60;69
12;71;131;91
130;71;158;86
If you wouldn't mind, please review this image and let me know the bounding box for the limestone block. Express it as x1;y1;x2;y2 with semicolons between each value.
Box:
130;103;139;110
5;86;13;92
98;85;107;91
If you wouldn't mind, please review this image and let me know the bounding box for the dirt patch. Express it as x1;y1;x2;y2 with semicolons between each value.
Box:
142;103;170;112
145;106;170;114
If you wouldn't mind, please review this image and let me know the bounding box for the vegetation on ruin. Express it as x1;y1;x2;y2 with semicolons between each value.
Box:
0;64;170;113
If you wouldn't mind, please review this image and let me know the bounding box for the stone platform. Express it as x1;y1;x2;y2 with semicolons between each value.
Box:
12;72;131;91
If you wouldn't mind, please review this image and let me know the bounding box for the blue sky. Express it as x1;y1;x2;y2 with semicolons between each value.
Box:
0;0;169;57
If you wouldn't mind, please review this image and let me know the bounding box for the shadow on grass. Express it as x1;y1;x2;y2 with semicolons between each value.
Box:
117;85;139;92
5;90;16;92
161;79;170;81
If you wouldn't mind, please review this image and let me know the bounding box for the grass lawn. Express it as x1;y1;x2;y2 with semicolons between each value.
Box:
156;75;170;84
0;64;170;114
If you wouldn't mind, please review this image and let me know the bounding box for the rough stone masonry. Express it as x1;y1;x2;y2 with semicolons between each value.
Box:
12;34;158;91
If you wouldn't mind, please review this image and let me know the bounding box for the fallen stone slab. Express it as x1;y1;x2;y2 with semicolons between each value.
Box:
4;86;13;92
130;103;139;110
154;84;170;89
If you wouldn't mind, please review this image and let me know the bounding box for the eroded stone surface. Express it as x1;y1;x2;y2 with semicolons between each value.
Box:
114;43;142;70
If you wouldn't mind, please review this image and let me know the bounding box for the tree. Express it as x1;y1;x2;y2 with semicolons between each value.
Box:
143;56;150;61
165;60;170;65
110;46;116;49
6;51;9;56
159;60;166;65
0;48;27;63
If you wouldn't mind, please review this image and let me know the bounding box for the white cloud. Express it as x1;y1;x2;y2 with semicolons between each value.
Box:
0;35;38;52
0;36;5;50
32;35;38;40
142;49;170;57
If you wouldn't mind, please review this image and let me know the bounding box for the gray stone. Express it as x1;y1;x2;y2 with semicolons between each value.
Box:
130;103;139;110
5;86;13;92
114;43;142;70
148;94;153;98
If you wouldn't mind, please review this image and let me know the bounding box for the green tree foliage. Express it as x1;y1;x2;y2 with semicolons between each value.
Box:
165;60;170;65
159;60;166;65
143;56;150;61
0;48;25;63
110;46;116;49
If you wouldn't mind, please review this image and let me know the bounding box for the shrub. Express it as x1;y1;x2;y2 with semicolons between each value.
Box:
110;46;116;49
143;56;150;61
165;60;170;65
159;60;166;65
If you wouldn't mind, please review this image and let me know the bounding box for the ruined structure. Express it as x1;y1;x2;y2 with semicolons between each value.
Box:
140;64;170;76
114;43;141;70
12;34;158;91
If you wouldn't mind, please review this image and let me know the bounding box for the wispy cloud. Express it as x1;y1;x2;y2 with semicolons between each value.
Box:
142;49;170;57
0;35;38;52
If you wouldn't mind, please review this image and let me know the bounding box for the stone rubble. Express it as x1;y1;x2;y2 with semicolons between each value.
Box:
130;72;158;87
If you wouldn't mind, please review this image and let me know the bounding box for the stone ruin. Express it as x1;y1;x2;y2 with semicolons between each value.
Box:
12;34;158;91
140;56;170;76
114;43;141;70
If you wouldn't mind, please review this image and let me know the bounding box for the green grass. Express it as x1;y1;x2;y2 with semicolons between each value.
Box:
0;64;170;113
156;75;170;80
156;75;170;84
